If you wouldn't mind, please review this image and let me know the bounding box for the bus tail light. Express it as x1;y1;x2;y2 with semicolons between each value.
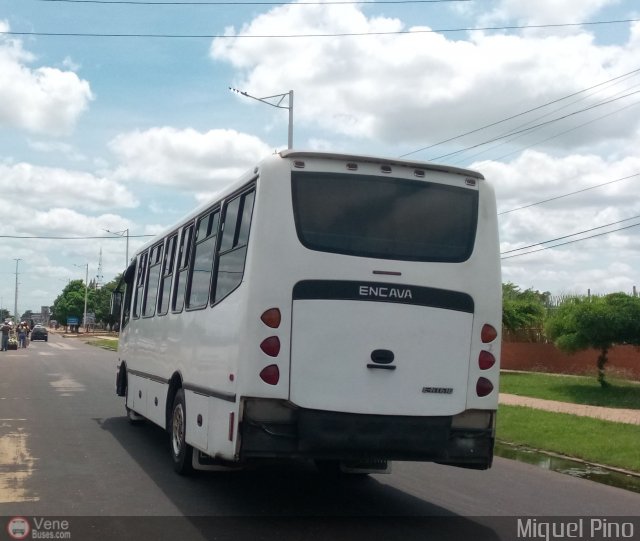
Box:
476;377;494;397
260;364;280;385
260;336;280;357
481;324;497;343
260;308;281;329
478;350;496;370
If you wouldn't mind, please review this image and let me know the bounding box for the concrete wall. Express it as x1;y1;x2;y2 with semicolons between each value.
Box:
501;342;640;381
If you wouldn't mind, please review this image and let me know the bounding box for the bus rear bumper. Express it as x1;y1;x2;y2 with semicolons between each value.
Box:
239;400;495;470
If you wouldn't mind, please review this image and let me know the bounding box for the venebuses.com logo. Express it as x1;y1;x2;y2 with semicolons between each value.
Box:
6;517;71;539
6;517;30;540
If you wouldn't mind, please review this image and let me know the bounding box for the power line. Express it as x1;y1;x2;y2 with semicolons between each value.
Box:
0;234;153;239
459;98;640;166
37;0;471;4
501;220;640;260
501;214;640;255
499;173;640;215
427;88;640;161
400;66;640;158
2;18;639;39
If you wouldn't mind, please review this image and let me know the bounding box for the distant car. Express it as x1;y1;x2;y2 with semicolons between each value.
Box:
31;325;48;342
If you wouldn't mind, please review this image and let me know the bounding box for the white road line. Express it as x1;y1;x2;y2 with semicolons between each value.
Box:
46;342;77;350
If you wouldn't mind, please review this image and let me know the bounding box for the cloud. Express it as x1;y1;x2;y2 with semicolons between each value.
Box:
109;127;273;191
0;21;93;136
478;0;615;27
210;5;640;151
0;162;138;212
480;149;640;295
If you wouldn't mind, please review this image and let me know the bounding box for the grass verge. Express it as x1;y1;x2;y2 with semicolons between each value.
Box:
500;371;640;409
86;339;118;351
496;405;640;472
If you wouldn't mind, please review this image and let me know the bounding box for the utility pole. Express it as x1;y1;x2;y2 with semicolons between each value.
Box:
229;88;294;149
74;263;89;332
83;263;88;332
13;258;21;323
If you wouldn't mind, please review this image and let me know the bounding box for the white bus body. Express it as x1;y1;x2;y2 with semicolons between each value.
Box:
114;150;501;474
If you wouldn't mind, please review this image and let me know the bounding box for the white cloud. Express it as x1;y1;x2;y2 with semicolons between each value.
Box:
109;127;273;191
210;6;640;151
0;22;93;136
483;149;640;295
479;0;616;27
0;162;138;212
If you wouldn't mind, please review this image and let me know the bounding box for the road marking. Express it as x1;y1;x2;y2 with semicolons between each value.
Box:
0;426;39;503
49;374;85;395
47;342;77;350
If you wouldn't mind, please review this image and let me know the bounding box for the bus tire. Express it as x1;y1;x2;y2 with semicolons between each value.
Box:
170;388;194;475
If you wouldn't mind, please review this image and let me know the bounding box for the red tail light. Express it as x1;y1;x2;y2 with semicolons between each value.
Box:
259;364;280;385
479;350;496;370
476;377;494;397
481;324;498;343
260;336;280;357
260;308;281;329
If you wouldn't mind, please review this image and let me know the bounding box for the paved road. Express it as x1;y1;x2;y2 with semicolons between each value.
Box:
1;333;639;540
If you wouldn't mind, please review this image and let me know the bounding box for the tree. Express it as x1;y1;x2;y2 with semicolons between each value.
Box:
93;275;122;329
51;280;86;329
502;282;547;334
545;293;640;387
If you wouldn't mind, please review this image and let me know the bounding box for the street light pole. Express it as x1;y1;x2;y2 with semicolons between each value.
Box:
229;87;294;149
105;228;130;268
83;263;88;332
13;258;21;323
74;263;89;332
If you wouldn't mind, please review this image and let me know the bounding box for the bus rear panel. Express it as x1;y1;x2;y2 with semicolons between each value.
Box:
237;152;500;471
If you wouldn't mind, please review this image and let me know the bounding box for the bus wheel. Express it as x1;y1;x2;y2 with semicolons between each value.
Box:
170;389;193;475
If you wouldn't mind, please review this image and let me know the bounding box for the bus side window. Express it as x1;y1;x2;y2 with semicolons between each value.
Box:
186;209;219;310
121;262;136;329
214;189;255;304
172;224;194;313
157;233;177;316
143;242;164;317
133;251;148;319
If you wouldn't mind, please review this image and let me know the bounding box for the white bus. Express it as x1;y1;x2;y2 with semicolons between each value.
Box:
113;150;501;475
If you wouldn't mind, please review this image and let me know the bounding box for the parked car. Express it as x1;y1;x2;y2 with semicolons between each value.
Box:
31;325;48;342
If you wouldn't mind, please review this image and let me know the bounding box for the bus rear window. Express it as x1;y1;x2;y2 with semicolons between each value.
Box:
291;172;478;262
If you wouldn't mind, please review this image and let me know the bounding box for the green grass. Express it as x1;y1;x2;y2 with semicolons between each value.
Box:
496;405;640;472
500;371;640;409
86;339;118;351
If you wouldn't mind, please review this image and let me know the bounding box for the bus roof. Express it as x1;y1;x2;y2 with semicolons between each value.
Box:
279;150;485;180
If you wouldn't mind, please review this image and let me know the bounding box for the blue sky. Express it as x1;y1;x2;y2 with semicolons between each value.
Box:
1;0;640;317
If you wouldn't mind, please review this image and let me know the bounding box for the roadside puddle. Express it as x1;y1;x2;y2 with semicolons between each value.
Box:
0;422;39;503
495;441;640;494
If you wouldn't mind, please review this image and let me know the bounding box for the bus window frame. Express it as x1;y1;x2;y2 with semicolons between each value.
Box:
157;232;178;317
142;240;165;318
185;207;220;312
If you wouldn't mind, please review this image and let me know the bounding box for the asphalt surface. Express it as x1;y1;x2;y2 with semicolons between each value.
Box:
1;333;639;540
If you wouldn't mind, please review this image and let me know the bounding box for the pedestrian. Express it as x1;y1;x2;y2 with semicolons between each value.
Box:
0;321;10;351
18;324;26;349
